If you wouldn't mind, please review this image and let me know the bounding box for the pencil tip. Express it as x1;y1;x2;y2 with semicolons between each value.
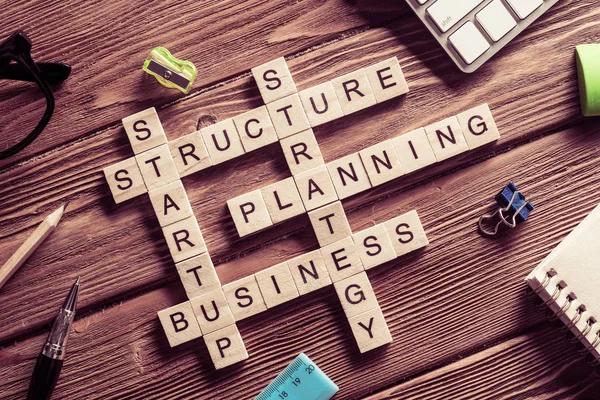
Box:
61;201;70;213
75;276;80;285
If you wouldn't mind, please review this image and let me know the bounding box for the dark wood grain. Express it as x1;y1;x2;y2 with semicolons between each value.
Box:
1;0;600;398
0;0;594;344
0;0;406;169
3;121;600;399
364;327;600;400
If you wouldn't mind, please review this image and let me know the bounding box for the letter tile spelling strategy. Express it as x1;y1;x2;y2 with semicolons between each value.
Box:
103;56;501;369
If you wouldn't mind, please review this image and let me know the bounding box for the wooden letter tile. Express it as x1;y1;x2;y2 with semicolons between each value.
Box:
122;107;167;154
135;144;180;191
261;177;305;224
176;253;221;299
169;131;212;177
233;106;279;153
456;103;500;150
294;165;339;211
359;140;405;187
364;57;409;103
149;180;194;227
227;190;273;237
332;69;377;115
384;210;429;257
103;157;147;204
255;262;299;309
266;93;311;139
162;216;207;263
320;236;364;282
204;324;249;370
280;129;324;175
348;307;392;353
201;118;245;165
190;289;235;334
392;128;437;174
425;116;469;162
251;57;297;104
326;152;372;200
333;271;379;318
222;275;267;321
157;301;202;347
352;223;397;270
287;250;332;296
308;201;352;247
298;81;343;127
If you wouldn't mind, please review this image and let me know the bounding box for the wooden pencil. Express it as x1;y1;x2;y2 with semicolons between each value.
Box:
0;202;69;290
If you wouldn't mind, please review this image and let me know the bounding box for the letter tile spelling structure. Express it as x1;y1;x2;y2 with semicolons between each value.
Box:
103;57;501;369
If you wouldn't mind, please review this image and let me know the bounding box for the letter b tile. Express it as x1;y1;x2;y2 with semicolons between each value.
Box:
157;301;203;347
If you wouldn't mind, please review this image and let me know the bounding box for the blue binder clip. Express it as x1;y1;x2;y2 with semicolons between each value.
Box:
479;182;534;236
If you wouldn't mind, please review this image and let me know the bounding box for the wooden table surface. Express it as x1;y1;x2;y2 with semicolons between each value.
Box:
2;0;600;398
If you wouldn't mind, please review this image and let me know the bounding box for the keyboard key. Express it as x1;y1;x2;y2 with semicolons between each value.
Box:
449;22;490;65
506;0;543;19
427;0;485;33
476;0;517;42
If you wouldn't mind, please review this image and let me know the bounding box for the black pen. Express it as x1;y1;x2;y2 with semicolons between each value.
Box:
27;277;80;400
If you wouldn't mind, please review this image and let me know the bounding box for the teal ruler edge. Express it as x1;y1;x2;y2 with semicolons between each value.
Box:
255;353;339;400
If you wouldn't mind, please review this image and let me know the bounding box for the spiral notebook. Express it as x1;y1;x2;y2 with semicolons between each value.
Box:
526;203;600;361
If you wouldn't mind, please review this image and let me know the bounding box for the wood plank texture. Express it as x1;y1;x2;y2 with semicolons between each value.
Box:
0;0;593;343
0;0;403;169
364;326;600;400
2;0;600;398
3;121;600;398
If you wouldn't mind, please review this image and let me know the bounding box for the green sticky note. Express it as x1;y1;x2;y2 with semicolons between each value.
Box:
576;44;600;117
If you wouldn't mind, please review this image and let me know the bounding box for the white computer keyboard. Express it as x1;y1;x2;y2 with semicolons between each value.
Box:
406;0;560;73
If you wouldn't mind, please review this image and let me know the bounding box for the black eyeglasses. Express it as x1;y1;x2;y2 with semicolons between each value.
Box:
0;31;71;160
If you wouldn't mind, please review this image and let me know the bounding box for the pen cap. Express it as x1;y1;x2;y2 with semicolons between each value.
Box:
576;44;600;117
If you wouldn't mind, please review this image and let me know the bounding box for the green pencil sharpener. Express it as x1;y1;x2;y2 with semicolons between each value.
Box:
576;44;600;117
142;47;197;94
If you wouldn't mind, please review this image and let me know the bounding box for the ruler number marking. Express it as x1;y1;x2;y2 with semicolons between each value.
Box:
255;354;337;400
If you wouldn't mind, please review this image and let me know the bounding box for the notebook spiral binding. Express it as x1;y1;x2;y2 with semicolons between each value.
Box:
535;268;600;366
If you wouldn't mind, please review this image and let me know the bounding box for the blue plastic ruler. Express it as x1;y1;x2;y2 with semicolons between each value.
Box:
255;353;339;400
